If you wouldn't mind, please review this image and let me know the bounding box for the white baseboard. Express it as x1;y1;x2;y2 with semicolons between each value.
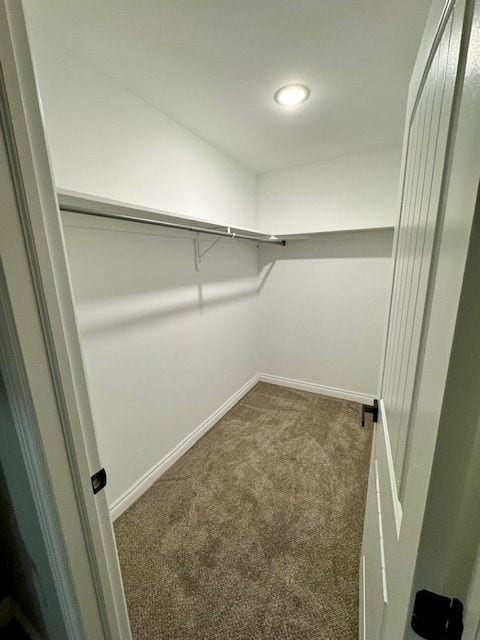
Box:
110;372;373;519
258;373;374;405
110;373;260;520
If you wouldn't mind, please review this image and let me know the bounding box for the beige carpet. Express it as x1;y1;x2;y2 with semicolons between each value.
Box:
114;382;372;640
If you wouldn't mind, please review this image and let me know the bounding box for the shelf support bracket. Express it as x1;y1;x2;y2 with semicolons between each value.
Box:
194;232;223;270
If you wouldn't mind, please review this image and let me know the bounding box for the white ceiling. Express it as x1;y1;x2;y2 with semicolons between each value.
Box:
24;0;431;174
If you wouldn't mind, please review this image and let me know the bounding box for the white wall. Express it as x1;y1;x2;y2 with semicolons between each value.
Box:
64;216;393;508
256;147;398;398
62;213;259;506
258;229;393;397
257;146;401;234
27;32;257;229
26;28;262;512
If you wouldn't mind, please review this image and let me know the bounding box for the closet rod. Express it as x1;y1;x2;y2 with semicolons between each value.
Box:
60;206;286;245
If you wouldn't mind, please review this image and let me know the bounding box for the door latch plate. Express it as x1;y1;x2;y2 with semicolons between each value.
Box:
91;468;107;494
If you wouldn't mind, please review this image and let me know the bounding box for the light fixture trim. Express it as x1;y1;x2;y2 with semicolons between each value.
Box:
274;83;311;106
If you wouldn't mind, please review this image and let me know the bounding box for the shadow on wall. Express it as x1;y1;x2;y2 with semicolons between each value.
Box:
65;221;393;338
79;278;261;338
63;218;260;301
259;228;394;269
258;228;393;293
64;219;262;338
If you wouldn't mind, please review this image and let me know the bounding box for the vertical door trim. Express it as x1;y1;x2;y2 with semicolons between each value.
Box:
0;2;131;638
0;45;114;638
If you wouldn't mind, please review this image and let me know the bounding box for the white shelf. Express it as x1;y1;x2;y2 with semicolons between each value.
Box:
277;226;394;241
57;189;274;241
57;189;394;242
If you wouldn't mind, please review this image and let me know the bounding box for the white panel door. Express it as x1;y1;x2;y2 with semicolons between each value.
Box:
361;0;480;638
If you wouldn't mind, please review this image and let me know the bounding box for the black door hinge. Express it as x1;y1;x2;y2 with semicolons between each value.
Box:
411;589;463;639
361;399;378;426
91;468;107;494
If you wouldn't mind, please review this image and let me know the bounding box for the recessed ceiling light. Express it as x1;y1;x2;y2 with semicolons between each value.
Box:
274;84;310;106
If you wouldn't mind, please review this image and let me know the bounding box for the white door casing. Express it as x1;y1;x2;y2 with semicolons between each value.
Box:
361;0;480;638
0;1;131;638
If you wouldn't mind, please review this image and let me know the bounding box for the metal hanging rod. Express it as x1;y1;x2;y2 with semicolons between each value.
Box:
60;205;286;246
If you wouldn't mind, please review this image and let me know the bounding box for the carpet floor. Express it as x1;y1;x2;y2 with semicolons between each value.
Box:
114;382;373;640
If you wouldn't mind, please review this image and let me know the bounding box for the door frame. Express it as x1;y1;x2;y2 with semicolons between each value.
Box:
0;1;131;637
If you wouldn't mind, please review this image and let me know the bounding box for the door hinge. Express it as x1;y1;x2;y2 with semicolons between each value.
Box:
411;589;463;639
361;399;378;426
91;468;107;495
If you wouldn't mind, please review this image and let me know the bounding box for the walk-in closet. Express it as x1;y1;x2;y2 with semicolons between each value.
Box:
3;0;479;638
